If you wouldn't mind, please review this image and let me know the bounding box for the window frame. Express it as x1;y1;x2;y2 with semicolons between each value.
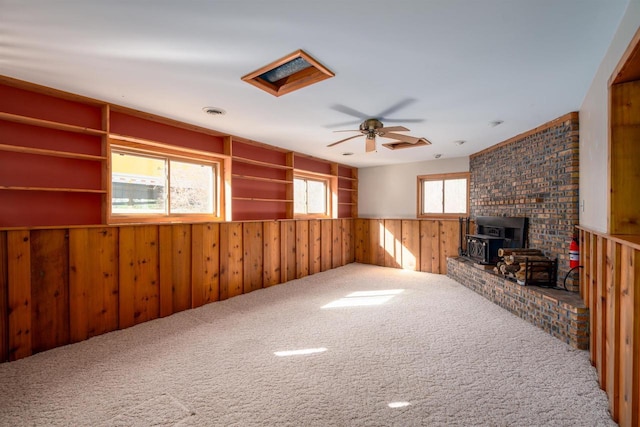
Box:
293;170;337;219
417;172;470;219
108;138;226;224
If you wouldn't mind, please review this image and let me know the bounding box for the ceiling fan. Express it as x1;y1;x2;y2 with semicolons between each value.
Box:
326;99;430;152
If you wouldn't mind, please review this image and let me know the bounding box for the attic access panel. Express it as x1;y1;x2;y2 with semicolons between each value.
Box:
242;50;334;97
382;138;431;150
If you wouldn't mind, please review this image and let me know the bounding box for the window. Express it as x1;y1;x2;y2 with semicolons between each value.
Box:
417;172;469;217
110;141;223;223
294;173;331;217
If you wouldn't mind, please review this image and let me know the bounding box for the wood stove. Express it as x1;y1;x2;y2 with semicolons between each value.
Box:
465;216;527;264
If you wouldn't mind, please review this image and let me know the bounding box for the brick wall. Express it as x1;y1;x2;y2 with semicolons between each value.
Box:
470;112;579;290
447;257;589;349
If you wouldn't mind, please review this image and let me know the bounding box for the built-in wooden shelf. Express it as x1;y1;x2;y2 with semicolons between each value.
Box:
338;175;357;181
0;112;106;136
0;186;106;194
232;197;293;203
0;143;106;162
338;202;355;206
233;156;293;170
232;174;291;184
338;187;356;192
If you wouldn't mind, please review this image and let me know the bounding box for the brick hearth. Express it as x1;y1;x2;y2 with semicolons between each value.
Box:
447;256;588;349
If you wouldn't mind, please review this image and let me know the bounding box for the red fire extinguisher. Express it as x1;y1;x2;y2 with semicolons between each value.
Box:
569;237;580;269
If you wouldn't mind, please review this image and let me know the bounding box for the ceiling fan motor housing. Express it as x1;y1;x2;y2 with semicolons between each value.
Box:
360;118;383;132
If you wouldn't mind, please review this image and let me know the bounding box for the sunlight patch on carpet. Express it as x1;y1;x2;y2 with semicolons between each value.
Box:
274;347;328;357
321;289;404;308
388;401;411;408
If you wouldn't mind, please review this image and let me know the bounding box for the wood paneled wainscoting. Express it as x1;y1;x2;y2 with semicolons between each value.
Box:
578;227;640;426
0;219;354;362
354;218;462;273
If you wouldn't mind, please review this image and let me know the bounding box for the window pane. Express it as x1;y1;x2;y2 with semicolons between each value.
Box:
294;178;307;214
112;152;166;214
444;178;467;213
422;180;443;213
307;179;327;214
170;160;215;214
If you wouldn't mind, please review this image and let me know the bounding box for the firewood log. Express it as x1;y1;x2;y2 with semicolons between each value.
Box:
515;271;551;281
504;255;550;265
497;248;543;257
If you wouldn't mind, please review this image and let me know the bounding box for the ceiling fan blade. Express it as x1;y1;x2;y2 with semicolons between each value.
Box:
327;134;363;147
380;118;425;123
379;126;410;133
376;98;417;119
330;104;370;120
325;119;363;128
365;138;376;153
382;132;425;144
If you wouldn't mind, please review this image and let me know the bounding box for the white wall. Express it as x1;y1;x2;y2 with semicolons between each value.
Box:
358;156;469;218
580;0;640;233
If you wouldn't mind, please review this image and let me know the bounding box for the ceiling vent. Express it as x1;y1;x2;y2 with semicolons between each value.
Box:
382;138;431;150
241;49;334;97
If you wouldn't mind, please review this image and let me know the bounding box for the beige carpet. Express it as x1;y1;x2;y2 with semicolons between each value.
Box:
0;263;613;426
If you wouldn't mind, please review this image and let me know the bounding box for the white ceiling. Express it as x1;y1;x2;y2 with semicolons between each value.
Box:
1;0;629;168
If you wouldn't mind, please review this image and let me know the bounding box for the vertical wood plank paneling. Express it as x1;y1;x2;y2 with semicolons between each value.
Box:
342;219;354;264
296;220;309;278
332;220;343;268
401;220;420;271
320;220;332;271
160;225;192;315
119;225;160;328
30;229;69;354
606;240;621;422
354;219;369;264
420;220;439;273
590;233;598;364
309;220;321;275
579;229;586;297
280;221;296;282
583;232;592;307
370;219;386;267
191;223;220;306
263;221;281;287
0;232;7;362
7;230;31;361
619;244;640;426
596;236;607;387
243;222;263;293
383;220;401;268
220;222;243;300
158;225;174;317
69;228;119;343
439;220;459;274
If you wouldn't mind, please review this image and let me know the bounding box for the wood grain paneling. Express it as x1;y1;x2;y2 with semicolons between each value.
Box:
295;220;309;278
354;219;369;264
309;220;321;275
1;219;354;362
579;227;640;427
401;220;420;271
69;227;119;342
220;222;243;300
7;230;31;360
320;220;332;272
263;221;280;287
243;222;263;293
118;225;160;328
0;232;7;361
420;220;439;273
281;221;296;282
191;223;220;306
159;225;192;316
30;229;69;353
